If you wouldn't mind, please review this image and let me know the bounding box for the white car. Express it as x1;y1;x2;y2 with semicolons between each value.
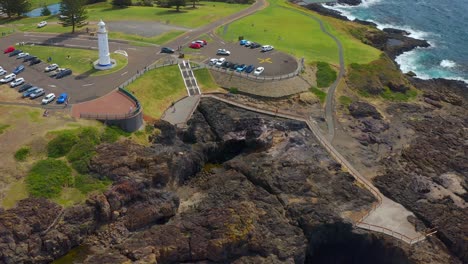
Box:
261;45;274;52
42;93;56;104
215;57;226;66
0;73;16;83
253;67;265;76
216;49;231;56
10;77;24;88
209;58;218;65
17;52;29;59
0;69;6;76
37;21;47;28
45;64;59;72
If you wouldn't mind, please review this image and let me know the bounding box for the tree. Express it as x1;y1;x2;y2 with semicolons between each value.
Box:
0;0;31;18
168;0;185;11
191;0;199;8
59;0;88;33
112;0;132;7
41;5;51;16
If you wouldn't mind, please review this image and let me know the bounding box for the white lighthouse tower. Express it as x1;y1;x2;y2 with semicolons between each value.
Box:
94;19;116;70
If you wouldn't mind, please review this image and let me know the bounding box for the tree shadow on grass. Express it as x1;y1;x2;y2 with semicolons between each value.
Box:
75;68;98;80
100;6;130;12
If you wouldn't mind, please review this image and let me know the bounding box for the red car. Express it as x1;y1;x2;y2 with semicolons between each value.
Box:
189;43;202;49
3;46;15;54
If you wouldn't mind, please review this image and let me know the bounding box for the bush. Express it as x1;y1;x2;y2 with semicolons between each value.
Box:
67;141;96;174
229;87;239;94
101;126;130;143
339;96;353;108
310;86;327;103
79;127;101;145
26;159;72;198
47;131;79;158
40;6;51;16
316;62;337;88
14;147;30;161
75;174;111;194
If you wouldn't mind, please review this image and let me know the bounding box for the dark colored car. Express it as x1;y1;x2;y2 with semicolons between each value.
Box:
23;55;36;62
250;43;261;49
56;68;72;79
161;47;175;54
22;87;39;98
18;83;33;92
221;61;230;68
9;49;22;57
56;93;68;104
236;64;247;72
230;63;239;70
29;58;42;66
245;64;255;73
12;65;25;74
3;46;14;54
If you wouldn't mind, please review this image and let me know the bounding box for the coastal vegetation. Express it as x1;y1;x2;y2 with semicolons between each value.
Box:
316;61;337;87
14;146;31;161
0;123;10;134
26;158;73;198
310;86;326;103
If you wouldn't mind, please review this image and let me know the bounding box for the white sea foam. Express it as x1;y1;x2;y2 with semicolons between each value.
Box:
440;60;457;68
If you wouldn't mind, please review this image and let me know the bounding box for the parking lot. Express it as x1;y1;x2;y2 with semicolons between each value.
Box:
186;38;299;76
0;33;162;105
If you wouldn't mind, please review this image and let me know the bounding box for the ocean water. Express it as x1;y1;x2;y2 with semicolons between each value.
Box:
325;0;468;83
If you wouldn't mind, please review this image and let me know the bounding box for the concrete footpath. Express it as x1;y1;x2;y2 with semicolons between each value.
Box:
161;95;200;125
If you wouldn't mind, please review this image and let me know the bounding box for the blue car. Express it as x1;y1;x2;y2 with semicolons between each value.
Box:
13;65;25;75
22;87;39;98
56;93;68;104
239;39;249;45
245;65;255;73
236;64;247;72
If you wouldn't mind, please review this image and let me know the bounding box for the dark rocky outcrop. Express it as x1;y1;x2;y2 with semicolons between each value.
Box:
349;101;383;119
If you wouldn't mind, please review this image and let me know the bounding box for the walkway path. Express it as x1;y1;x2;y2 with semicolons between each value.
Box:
161;96;200;125
200;93;427;244
280;5;345;141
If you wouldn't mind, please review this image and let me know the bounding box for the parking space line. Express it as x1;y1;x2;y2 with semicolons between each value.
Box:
82;83;94;87
121;71;128;76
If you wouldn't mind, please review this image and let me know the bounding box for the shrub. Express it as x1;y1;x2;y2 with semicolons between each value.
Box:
339;96;353;108
67;141;96;174
14;147;30;161
101;126;130;143
47;131;79;158
75;174;111;194
40;6;51;16
316;62;337;88
26;159;72;198
79;127;101;145
310;86;327;103
229;87;239;94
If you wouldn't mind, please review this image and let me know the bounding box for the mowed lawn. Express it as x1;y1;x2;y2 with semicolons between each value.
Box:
219;0;381;66
18;45;128;76
126;65;187;119
86;1;248;28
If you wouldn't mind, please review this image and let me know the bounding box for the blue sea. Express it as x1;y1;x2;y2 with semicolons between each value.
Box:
325;0;468;83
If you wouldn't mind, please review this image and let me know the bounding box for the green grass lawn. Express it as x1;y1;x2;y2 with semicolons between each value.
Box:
193;68;221;92
316;62;337;88
310;86;327;103
219;0;381;66
126;65;187;119
17;45;127;76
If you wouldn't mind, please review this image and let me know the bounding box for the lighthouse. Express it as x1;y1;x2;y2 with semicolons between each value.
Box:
94;19;116;70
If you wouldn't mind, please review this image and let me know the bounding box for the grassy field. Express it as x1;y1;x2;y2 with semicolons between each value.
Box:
218;0;381;66
316;62;337;88
17;45;127;76
126;65;187;119
193;68;223;92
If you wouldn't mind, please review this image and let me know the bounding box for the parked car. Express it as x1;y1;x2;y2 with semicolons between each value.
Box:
56;93;68;104
239;39;249;45
12;65;25;74
49;68;62;78
209;58;218;65
0;73;16;83
253;66;265;76
23;55;36;62
244;41;252;47
3;46;14;54
37;21;47;28
44;64;58;72
261;45;274;52
55;68;72;79
230;63;239;70
30;88;45;99
189;43;202;49
0;69;6;76
194;40;207;46
29;58;42;66
9;50;22;57
18;83;33;92
250;43;261;49
215;58;226;67
216;49;231;55
22;87;39;98
236;64;247;72
10;77;25;88
222;61;231;68
245;64;255;73
161;47;175;54
17;52;29;59
42;93;56;104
